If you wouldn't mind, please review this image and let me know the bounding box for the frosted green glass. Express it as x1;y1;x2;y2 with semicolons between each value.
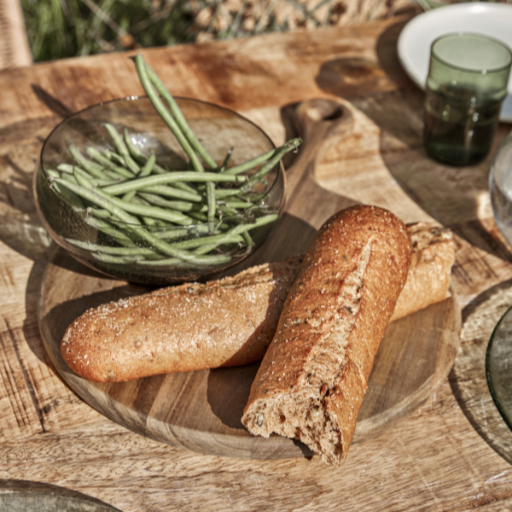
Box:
424;33;512;166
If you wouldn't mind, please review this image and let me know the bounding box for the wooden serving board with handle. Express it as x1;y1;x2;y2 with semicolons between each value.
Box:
37;98;461;459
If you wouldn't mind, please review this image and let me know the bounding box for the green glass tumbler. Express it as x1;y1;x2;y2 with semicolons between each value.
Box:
424;33;512;166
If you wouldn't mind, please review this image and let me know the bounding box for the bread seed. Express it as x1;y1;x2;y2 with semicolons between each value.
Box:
310;408;320;418
256;413;264;426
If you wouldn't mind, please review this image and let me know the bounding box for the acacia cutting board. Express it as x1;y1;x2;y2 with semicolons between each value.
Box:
36;98;461;459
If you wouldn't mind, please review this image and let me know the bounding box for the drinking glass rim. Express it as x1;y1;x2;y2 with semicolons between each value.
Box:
431;32;512;74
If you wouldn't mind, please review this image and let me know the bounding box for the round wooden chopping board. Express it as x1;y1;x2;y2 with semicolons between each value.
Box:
37;247;461;459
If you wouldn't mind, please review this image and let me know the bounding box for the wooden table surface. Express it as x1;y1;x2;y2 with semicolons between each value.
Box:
1;15;512;511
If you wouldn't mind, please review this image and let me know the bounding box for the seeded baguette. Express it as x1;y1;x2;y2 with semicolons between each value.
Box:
241;205;412;466
393;221;454;321
61;256;302;382
61;219;454;383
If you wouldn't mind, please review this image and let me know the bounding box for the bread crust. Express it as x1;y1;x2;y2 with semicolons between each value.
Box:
392;222;454;322
61;257;302;382
241;205;412;465
61;219;454;384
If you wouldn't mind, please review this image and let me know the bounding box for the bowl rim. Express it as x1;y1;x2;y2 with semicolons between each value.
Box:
38;95;286;230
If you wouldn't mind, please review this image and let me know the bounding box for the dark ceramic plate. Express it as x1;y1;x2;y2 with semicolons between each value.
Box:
0;480;122;512
487;305;512;431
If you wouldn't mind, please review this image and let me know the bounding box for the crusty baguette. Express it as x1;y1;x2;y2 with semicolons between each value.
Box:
61;220;454;383
392;222;454;321
241;205;412;466
61;256;302;382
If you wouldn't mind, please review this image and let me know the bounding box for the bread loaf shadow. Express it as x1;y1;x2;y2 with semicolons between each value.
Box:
207;363;260;430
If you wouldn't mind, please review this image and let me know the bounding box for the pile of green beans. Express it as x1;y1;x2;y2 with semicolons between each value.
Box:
46;54;301;271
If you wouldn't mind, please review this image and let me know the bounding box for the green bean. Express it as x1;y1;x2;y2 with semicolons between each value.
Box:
224;138;301;176
130;195;164;227
137;254;231;267
53;178;228;265
222;193;251;203
139;192;201;212
101;220;188;241
113;201;195;227
77;172;195;226
104;170;129;183
134;257;189;266
139;153;156;178
69;144;110;180
141;185;203;203
226;214;279;235
206;181;216;229
218;205;239;217
92;253;141;264
151;164;169;175
217;200;253;209
223;148;275;175
103;149;127;166
119;155;154;202
56;163;74;174
60;173;79;186
47;170;85;208
123;128;146;162
186;211;209;223
152;228;190;241
88;207;112;219
73;166;118;188
86;146;136;179
172;181;199;195
83;217;137;245
133;201;158;227
122;190;137;202
137;246;232;266
96;243;233;265
171;233;244;250
134;54;206;174
89;232;244;256
193;240;244;256
70;170;112;218
103;124;141;174
142;216;158;227
67;239;154;256
142;56;219;171
123;190;137;202
101;171;245;196
248;138;301;183
212;188;251;199
242;231;254;247
219;147;234;173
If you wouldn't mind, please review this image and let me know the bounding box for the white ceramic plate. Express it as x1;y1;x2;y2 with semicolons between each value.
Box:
397;3;512;123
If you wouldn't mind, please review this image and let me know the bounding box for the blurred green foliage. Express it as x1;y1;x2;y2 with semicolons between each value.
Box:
21;0;196;63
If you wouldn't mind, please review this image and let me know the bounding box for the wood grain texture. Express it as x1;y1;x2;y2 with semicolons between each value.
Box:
1;14;512;512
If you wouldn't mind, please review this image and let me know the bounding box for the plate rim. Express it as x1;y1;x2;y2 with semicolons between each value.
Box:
486;303;512;432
